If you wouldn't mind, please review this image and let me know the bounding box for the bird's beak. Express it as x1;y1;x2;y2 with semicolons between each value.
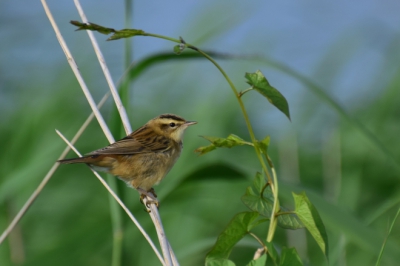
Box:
184;120;197;126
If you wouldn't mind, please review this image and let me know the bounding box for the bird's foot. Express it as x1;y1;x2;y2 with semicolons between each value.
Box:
138;188;159;209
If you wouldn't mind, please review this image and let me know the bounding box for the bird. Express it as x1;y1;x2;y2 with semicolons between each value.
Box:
58;113;197;206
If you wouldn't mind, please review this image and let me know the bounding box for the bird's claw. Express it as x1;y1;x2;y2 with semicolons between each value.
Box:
139;188;159;211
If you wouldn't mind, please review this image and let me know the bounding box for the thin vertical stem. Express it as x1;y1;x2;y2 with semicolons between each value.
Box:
267;167;279;242
146;202;173;266
74;0;133;135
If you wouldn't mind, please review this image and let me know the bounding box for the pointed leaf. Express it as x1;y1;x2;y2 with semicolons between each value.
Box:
247;254;267;266
293;192;329;259
206;212;259;264
276;210;304;230
279;247;303;266
107;29;146;40
194;144;216;155
257;136;270;155
264;241;279;265
241;173;274;218
251;218;269;229
203;134;249;148
195;134;251;155
173;44;186;55
242;186;273;218
70;20;115;34
245;70;291;120
173;45;182;54
252;172;267;193
206;259;236;266
242;173;303;229
70;21;145;40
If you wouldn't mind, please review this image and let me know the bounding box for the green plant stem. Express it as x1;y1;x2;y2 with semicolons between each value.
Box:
375;207;400;266
249;232;267;251
197;40;279;243
195;46;280;242
194;50;272;181
267;167;279;242
141;33;181;43
238;87;254;97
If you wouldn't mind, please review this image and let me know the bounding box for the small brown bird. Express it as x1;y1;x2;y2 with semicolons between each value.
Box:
58;114;197;205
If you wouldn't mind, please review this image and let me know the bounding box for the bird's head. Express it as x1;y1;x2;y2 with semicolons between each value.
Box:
148;113;197;142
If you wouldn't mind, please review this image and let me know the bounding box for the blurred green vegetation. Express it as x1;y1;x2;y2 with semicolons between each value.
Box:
1;1;400;266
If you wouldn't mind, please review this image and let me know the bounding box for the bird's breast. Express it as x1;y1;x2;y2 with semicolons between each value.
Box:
104;144;181;191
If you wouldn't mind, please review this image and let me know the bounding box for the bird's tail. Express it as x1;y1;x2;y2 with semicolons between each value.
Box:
58;156;93;164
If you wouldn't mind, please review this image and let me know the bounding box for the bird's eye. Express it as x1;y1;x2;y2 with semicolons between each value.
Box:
169;122;176;127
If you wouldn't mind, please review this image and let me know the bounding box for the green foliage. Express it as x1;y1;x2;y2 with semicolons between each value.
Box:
70;20;116;35
195;134;252;155
242;173;303;230
264;240;279;265
279;247;303;266
70;21;146;40
257;136;270;156
293;192;329;259
247;254;267;266
107;29;146;41
206;212;259;266
173;44;185;55
244;71;291;121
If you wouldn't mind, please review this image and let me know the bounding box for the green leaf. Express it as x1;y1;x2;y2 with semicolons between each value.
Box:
173;45;182;54
245;70;291;120
206;212;259;264
107;29;145;41
173;44;186;55
206;259;236;266
203;134;249;147
279;247;303;266
252;172;266;192
247;254;267;266
194;144;217;155
276;210;304;230
70;20;115;35
293;192;329;259
257;135;270;155
241;172;272;215
241;173;303;230
195;134;252;155
264;241;279;265
70;21;145;41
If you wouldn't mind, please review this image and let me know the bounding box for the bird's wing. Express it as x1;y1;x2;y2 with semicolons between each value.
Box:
87;126;172;155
